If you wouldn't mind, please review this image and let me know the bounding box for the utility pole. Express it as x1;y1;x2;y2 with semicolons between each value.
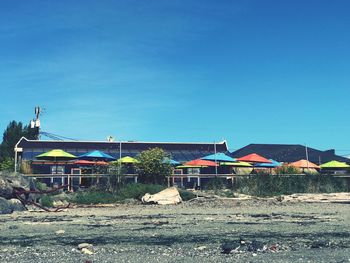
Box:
305;144;309;169
214;141;218;177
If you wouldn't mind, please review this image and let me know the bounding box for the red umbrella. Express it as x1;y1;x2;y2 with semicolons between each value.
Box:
74;160;109;166
184;159;218;167
236;153;272;163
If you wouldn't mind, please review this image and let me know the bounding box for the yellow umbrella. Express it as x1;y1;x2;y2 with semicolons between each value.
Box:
220;161;252;167
112;156;140;164
320;160;350;169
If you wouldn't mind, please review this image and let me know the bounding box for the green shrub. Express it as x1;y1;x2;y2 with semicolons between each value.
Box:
236;174;348;197
117;183;165;200
275;165;301;175
72;191;117;204
40;195;54;207
205;177;227;190
35;181;48;191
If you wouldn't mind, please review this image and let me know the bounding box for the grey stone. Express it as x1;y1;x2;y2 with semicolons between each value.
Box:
247;240;265;252
0;178;13;199
9;198;25;212
0;197;13;214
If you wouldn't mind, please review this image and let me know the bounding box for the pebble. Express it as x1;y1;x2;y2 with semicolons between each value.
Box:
78;243;93;250
55;230;65;235
195;246;207;251
81;248;94;255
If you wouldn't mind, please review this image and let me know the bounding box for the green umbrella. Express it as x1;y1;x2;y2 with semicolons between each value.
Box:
36;149;76;160
320;160;350;169
36;149;76;175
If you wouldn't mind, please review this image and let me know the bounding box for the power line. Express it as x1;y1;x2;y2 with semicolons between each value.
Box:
40;131;78;141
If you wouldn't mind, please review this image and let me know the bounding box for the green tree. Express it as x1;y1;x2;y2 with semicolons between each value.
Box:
0;157;14;171
0;121;24;161
0;120;38;162
136;148;172;184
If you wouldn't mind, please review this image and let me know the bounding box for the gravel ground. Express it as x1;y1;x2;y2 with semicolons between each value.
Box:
0;198;349;263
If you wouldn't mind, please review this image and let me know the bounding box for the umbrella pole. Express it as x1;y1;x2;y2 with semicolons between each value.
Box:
214;141;218;177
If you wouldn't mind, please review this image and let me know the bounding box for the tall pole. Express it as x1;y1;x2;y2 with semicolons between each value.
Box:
305;144;309;170
119;140;122;173
14;149;18;173
214;141;218;177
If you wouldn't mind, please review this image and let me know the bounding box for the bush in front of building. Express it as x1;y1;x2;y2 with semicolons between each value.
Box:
72;190;118;204
40;195;54;207
136;148;172;185
116;183;165;200
235;174;348;197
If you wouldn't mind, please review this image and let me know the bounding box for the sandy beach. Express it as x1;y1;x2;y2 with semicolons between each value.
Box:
0;196;349;263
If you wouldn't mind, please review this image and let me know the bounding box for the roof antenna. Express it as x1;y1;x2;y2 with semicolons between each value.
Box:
30;106;41;140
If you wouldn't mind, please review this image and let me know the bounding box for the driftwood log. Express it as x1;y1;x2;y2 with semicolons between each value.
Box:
12;185;71;212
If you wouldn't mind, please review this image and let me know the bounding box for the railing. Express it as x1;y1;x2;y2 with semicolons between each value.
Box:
23;173;350;178
22;172;350;191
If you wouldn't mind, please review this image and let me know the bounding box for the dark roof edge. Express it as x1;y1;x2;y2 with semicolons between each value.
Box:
16;137;228;149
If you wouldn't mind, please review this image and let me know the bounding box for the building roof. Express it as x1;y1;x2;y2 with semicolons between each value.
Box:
16;137;228;163
231;144;349;164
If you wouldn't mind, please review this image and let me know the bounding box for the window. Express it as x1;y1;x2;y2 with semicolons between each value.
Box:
188;168;200;175
173;169;183;175
71;168;81;175
51;166;65;175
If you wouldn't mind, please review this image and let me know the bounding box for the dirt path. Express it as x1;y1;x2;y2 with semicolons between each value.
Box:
0;198;349;262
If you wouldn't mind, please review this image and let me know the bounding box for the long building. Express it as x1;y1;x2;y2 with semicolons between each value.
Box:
15;136;228;164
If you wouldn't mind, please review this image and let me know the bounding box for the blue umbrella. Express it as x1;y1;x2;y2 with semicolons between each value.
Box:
201;152;236;162
77;150;116;161
163;158;180;165
254;159;282;168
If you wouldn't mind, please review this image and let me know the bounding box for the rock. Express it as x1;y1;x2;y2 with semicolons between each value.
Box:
8;199;25;212
78;243;93;250
276;195;284;202
195;246;207;251
141;187;182;205
81;247;94;255
311;240;329;248
221;242;240;254
1;172;34;192
0;178;13;199
247;240;265;252
55;230;65;235
0;197;13;214
52;200;63;207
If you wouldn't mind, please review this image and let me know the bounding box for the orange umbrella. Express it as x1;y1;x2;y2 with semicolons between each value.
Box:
184;159;218;167
289;159;320;169
236;153;272;163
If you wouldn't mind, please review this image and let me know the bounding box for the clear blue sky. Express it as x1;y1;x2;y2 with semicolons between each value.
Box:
0;1;349;154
